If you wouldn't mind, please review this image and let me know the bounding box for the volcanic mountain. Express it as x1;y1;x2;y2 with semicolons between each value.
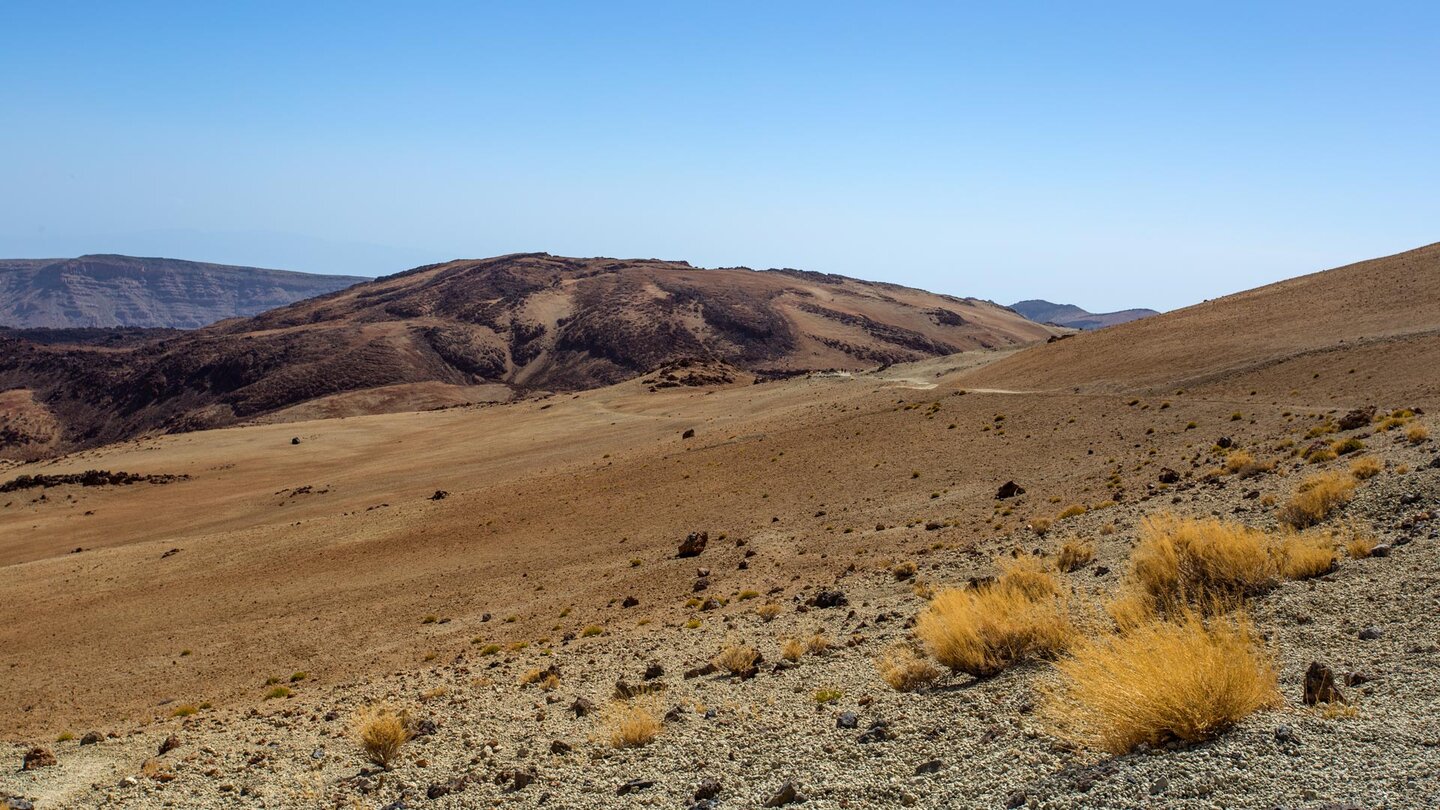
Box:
1008;299;1159;330
0;253;1056;455
0;254;369;329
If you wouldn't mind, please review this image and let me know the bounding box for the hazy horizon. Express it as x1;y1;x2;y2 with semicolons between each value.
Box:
4;2;1437;312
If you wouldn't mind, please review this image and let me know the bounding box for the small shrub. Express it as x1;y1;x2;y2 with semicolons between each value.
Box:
1058;504;1087;519
1349;457;1383;480
1030;517;1052;536
1126;514;1276;609
1043;612;1279;754
57;731;76;742
1331;437;1364;456
1408;424;1430;444
892;561;918;580
876;644;941;692
421;615;438;624
581;625;604;638
737;589;760;601
353;705;414;769
806;633;831;655
780;637;807;661
1274;533;1337;579
756;602;782;621
813;687;844;703
1055;541;1094;573
170;704;199;717
477;643;501;655
915;562;1074;677
289;671;308;683
264;686;291;700
1277;471;1356;529
1345;533;1377;559
996;554;1061;600
684;618;702;630
712;643;760;675
605;703;661;748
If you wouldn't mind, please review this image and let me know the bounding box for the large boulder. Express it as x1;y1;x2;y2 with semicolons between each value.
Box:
677;531;708;558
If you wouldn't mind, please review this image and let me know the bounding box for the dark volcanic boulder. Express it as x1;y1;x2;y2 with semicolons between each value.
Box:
995;481;1025;499
677;531;708;558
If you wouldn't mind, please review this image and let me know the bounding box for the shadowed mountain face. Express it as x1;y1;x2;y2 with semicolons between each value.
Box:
0;254;370;329
0;253;1057;455
1009;299;1159;330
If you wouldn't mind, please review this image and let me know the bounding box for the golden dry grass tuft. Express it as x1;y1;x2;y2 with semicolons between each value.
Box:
1274;533;1337;580
755;602;782;622
1277;471;1356;529
1349;456;1383;480
712;642;760;675
1126;514;1277;609
1344;531;1377;559
352;704;414;769
915;559;1074;678
1055;540;1094;573
1042;611;1280;754
876;644;942;692
603;703;661;748
1058;503;1087;519
1408;423;1430;444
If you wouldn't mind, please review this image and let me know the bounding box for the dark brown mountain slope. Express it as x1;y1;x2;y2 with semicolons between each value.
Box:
1008;299;1159;330
0;254;369;329
0;253;1056;455
964;242;1440;403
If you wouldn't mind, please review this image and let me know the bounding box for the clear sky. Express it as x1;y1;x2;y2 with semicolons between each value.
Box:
3;2;1437;311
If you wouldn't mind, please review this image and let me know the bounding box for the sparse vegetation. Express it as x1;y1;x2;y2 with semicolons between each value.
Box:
604;703;661;748
813;687;844;703
1408;423;1430;444
1057;503;1087;519
1278;471;1356;529
353;704;414;769
580;625;604;638
780;637;807;661
1055;540;1094;573
712;642;761;675
1349;456;1383;480
915;559;1074;677
876;644;941;692
264;686;292;700
1125;514;1276;610
1043;612;1279;754
1345;532;1377;559
170;704;199;717
1275;533;1337;580
756;602;782;621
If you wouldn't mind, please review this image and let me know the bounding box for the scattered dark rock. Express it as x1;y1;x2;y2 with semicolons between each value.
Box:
0;470;187;493
695;778;722;801
494;767;536;791
80;731;102;746
1370;544;1392;558
3;798;35;810
643;662;665;680
621;595;640;608
677;531;709;558
1359;626;1383;640
570;697;595;717
157;735;180;755
763;781;804;807
618;779;655;796
693;577;710;592
684;663;719;679
836;712;859;729
1092;566;1110;577
1303;662;1344;706
1274;724;1297;743
1216;436;1232;449
914;759;944;775
1337;407;1375;431
809;590;848;609
1005;790;1027;808
1149;777;1169;796
291;436;301;445
682;428;695;440
160;547;181;559
429;490;448;500
995;481;1025;499
1157;468;1180;484
550;739;572;755
21;747;55;770
856;721;892;744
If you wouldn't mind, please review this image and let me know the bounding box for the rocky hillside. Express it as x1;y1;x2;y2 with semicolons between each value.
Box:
0;255;369;329
0;253;1056;455
1008;299;1158;330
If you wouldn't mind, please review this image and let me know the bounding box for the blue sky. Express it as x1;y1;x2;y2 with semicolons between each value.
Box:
2;2;1437;311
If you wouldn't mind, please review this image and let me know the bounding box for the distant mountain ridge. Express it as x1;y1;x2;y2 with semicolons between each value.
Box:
0;254;370;329
0;252;1060;454
1009;299;1159;330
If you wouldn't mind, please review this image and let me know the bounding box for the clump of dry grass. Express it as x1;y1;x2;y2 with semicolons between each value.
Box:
1274;533;1337;580
1030;516;1052;536
755;602;782;622
806;632;832;655
916;560;1074;678
1345;532;1377;559
876;644;941;692
780;637;806;661
1277;471;1356;529
1058;503;1087;519
1043;611;1280;754
1055;540;1094;573
712;643;760;675
892;560;918;580
1127;514;1277;609
603;703;661;748
352;705;414;769
1408;423;1430;444
1349;456;1383;480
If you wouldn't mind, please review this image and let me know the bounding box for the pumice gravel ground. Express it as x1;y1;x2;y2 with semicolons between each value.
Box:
5;435;1438;809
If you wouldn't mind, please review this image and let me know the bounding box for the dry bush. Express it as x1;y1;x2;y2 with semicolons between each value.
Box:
892;561;918;580
1104;590;1155;632
1127;514;1277;609
780;637;807;662
755;602;782;622
1277;471;1356;529
604;703;661;748
1055;540;1094;573
1331;437;1365;456
1030;517;1052;536
806;633;832;655
352;705;414;769
996;554;1061;600
1043;611;1279;754
1349;456;1383;480
1408;423;1430;444
1274;533;1337;580
915;562;1074;678
1223;450;1255;474
1058;504;1087;519
712;643;760;675
1345;532;1377;559
875;644;941;692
